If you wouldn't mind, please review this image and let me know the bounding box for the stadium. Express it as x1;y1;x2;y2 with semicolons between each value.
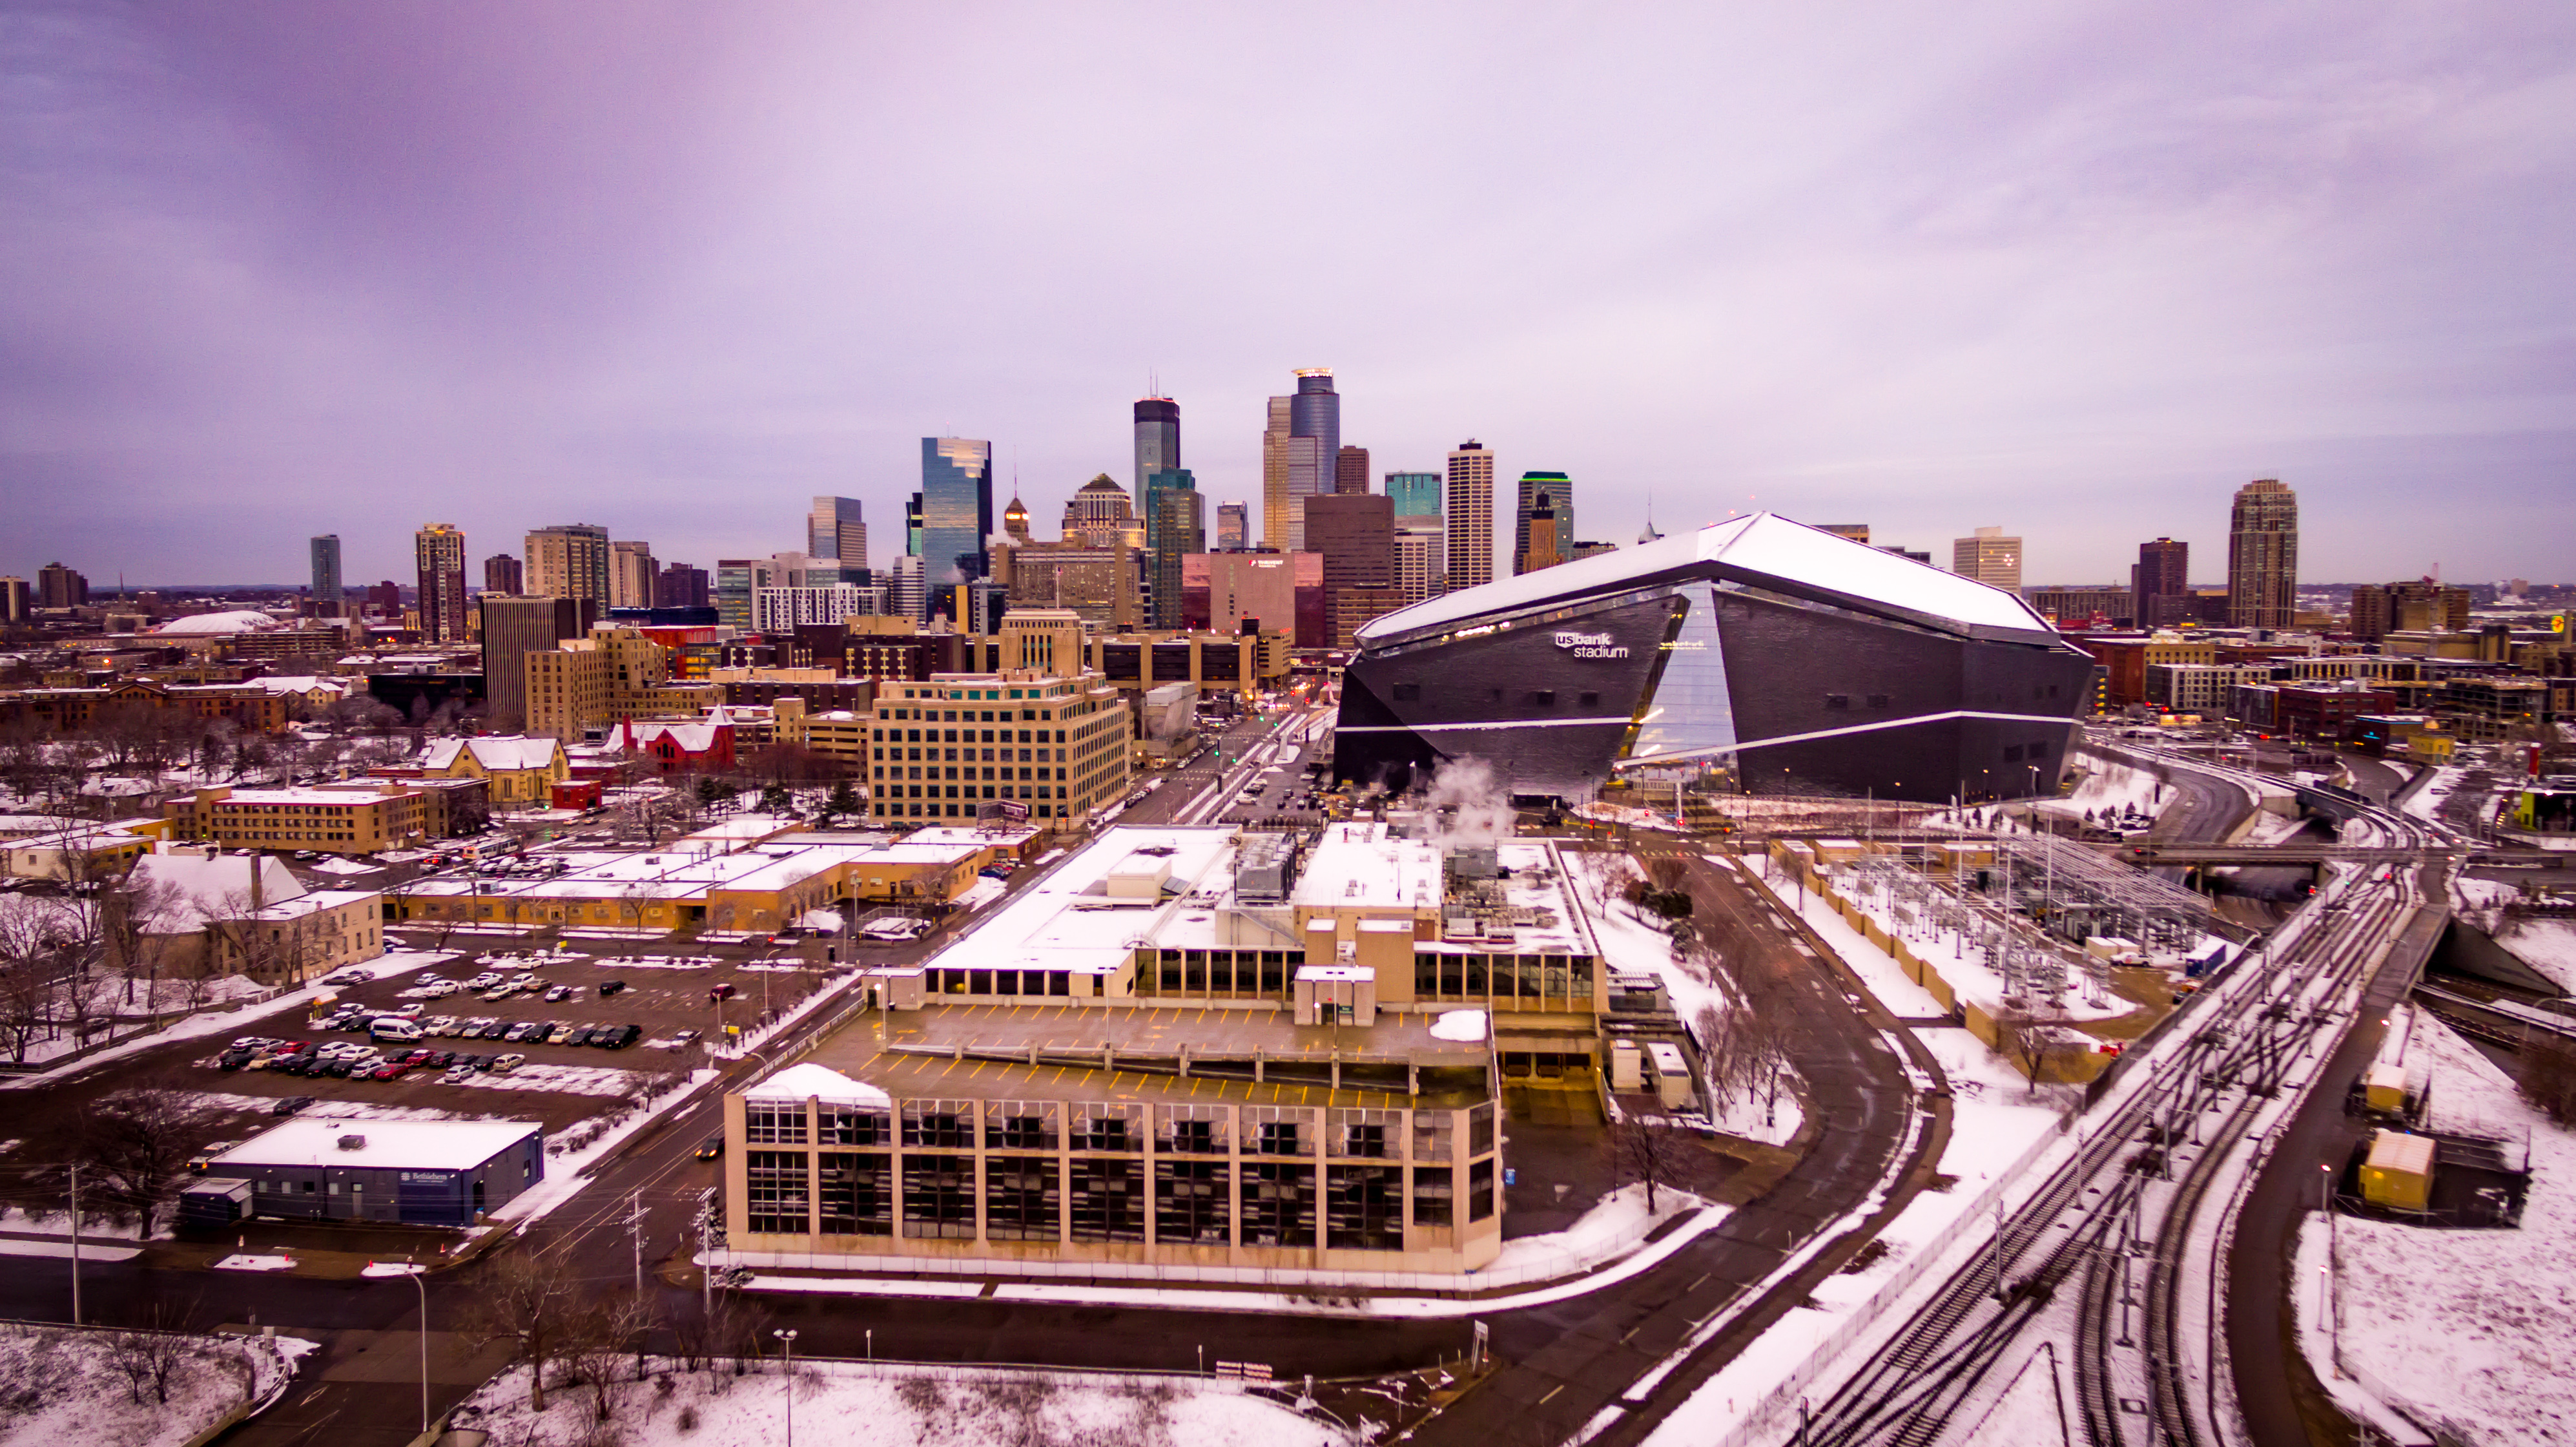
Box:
1333;514;2096;804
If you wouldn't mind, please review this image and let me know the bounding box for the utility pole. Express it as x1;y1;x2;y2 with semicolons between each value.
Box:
697;1186;720;1316
626;1189;648;1296
67;1163;80;1326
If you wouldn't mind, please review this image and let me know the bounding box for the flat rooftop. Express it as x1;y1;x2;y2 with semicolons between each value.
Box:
1292;822;1442;914
911;826;1239;976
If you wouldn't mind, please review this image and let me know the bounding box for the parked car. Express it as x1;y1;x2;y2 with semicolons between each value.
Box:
491;1053;525;1074
370;1019;424;1043
603;1024;643;1050
544;984;575;1003
597;980;628;997
546;1023;577;1045
271;1096;315;1116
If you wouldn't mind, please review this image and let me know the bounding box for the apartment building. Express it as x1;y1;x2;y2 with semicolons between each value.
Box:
522;625;721;741
165;785;429;855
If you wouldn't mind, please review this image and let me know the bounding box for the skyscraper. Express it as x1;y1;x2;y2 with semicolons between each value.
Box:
1304;493;1398;645
479;594;582;731
1062;475;1142;548
905;493;924;558
1951;526;2022;591
888;554;926;623
609;540;657;610
415;523;469;642
1216;502;1248;551
1445;441;1496;593
1261;394;1293;550
1144;466;1204;630
920;438;993;597
484;554;523;595
1385;472;1440;520
1133;397;1180;494
34;563;85;609
1512;472;1574;576
1287;370;1338;545
2227;479;2298;629
309;534;342;609
809;497;869;576
2132;537;2189;628
1335;446;1371;495
524;524;611;609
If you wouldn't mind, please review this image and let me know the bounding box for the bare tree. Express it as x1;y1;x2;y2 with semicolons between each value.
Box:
46;1082;220;1230
561;1290;659;1422
105;1300;201;1405
1995;1010;2070;1095
99;864;185;1012
2519;1033;2576;1126
0;903;66;1063
464;1254;581;1411
1608;1115;1682;1214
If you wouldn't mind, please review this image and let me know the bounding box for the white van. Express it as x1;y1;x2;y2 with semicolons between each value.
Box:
369;1018;424;1043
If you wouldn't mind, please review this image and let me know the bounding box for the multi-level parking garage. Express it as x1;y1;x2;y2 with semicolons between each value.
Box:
1335;514;2098;804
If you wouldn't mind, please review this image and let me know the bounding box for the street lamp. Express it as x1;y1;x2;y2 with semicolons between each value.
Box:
774;1329;799;1447
407;1257;429;1434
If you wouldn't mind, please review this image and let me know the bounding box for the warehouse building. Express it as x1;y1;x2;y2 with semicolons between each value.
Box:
191;1118;544;1226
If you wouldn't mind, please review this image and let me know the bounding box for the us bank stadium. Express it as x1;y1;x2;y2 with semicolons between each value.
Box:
1333;514;2096;804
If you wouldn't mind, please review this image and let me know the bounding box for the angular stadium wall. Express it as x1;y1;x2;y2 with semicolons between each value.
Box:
1332;514;2095;804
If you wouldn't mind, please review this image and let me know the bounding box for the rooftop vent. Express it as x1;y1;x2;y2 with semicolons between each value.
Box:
336;1134;367;1151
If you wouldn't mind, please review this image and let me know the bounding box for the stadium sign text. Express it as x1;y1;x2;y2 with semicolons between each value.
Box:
1553;630;1631;660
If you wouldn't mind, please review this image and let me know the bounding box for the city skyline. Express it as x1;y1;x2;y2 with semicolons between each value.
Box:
6;6;2572;588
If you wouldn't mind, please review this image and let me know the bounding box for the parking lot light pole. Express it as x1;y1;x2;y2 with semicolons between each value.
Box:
407;1256;429;1433
774;1329;798;1447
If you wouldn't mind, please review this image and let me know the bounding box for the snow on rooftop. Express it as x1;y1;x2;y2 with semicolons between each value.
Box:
1357;512;2054;643
746;1062;891;1107
422;736;563;773
1292;822;1441;914
209;1117;539;1172
151;609;286;636
914;826;1234;976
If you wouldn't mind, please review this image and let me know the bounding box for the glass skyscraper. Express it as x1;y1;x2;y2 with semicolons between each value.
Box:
309;534;341;607
1133;397;1180;494
1144;466;1204;630
809;496;869;576
1385;472;1440;519
920;437;994;596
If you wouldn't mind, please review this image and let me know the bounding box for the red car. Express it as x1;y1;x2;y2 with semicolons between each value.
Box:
371;1063;412;1080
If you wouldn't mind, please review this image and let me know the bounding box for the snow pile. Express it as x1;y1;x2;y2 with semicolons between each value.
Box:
455;1063;644;1098
455;1359;1348;1447
2403;766;2463;824
212;1254;295;1271
2495;919;2576;995
307;857;377;876
1428;1010;1487;1043
2324;1015;2576;1446
0;1322;306;1447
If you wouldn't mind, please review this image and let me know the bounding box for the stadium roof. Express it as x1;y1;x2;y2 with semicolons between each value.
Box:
1357;512;2060;647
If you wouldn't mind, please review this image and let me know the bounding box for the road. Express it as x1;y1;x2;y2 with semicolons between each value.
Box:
1414;851;1938;1447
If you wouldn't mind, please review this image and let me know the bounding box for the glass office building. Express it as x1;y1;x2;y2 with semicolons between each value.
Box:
1385;472;1441;519
920;438;994;597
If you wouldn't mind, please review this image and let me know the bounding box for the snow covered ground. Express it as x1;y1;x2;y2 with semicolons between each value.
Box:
488;1067;719;1222
0;1322;311;1447
2318;1014;2576;1446
2495;918;2576;995
454;1359;1348;1447
2032;759;2165;822
2403;765;2464;824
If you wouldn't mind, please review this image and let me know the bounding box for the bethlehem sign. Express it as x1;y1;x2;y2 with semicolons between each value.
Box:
1332;513;2094;805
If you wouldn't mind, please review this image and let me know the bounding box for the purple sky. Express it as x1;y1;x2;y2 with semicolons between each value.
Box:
6;2;2573;589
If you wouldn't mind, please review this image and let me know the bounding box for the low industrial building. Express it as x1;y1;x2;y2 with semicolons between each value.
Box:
388;835;987;935
190;1118;544;1226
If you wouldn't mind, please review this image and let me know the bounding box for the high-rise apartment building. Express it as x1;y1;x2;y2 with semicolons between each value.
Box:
1217;502;1248;551
1143;467;1205;630
524;524;611;609
1445;441;1496;593
2227;479;2298;629
1951;526;2022;591
484;554;523;595
0;577;28;623
809;497;869;576
1336;446;1371;495
887;554;926;623
309;535;342;609
1133;397;1180;494
920;438;993;595
414;523;469;642
1512;472;1574;577
655;562;710;610
609;540;657;610
36;562;88;610
1394;521;1445;607
2132;537;2189;629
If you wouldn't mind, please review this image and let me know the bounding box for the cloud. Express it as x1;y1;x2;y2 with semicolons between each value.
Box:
2;1;2571;587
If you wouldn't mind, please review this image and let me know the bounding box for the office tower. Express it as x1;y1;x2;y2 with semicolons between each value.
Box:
1336;446;1371;495
36;562;88;609
1002;495;1031;545
1523;499;1563;574
2227;479;2299;629
1184;550;1328;647
479;594;582;731
1133;397;1181;494
0;576;28;622
484;554;523;595
809;496;869;575
905;493;923;557
2132;537;2190;629
920;437;993;593
1385;472;1440;520
2348;580;2468;641
1394;521;1445;606
888;554;926;623
524;523;611;609
309;535;342;609
1217;502;1248;551
1063;475;1142;548
1512;472;1574;576
993;536;1135;630
655;562;710;610
1820;524;1870;544
414;523;469;642
1445;441;1496;592
1144;467;1205;630
1304;493;1399;646
714;559;755;630
1286;370;1338;545
1261;393;1294;550
1951;526;2022;591
609;540;657;610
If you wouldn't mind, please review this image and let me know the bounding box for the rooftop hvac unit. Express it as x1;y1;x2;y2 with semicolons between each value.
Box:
336;1134;367;1151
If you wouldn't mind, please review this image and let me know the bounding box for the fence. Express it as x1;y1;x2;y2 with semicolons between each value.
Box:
714;1197;1703;1296
1707;1105;2076;1447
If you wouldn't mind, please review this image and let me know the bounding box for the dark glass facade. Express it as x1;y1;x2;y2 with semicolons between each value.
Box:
920;439;993;594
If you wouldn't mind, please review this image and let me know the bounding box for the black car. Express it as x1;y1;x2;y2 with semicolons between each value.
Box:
694;1134;724;1160
606;1024;643;1049
217;1049;252;1071
272;1096;315;1116
598;980;628;997
482;1021;513;1039
324;1059;356;1078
